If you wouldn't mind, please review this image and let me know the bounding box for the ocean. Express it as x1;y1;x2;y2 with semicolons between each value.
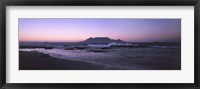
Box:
19;42;181;70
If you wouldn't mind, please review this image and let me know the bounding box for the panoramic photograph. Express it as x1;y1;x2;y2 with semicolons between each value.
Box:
19;18;181;70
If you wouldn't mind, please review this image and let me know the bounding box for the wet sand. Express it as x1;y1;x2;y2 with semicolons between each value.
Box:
19;48;181;70
19;51;104;70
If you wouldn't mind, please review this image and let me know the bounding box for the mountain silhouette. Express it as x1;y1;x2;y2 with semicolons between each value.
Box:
81;37;125;44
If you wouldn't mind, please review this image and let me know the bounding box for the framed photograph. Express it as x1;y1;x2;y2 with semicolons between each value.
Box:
0;0;199;89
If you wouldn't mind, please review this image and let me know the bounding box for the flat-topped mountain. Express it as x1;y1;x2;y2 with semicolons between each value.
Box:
81;37;125;44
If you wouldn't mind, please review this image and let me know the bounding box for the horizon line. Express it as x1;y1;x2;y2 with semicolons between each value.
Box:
19;41;181;43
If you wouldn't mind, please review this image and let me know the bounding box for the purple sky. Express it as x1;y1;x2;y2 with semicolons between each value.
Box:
19;18;181;42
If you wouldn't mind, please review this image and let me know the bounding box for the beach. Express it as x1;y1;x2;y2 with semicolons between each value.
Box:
18;18;181;70
19;47;181;70
19;51;104;70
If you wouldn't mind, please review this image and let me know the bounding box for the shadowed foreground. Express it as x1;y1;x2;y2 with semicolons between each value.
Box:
19;51;104;70
19;48;181;70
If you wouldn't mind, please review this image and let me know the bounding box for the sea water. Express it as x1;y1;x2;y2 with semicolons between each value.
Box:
19;42;181;70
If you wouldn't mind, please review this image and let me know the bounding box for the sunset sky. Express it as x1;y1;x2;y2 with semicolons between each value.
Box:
19;18;181;42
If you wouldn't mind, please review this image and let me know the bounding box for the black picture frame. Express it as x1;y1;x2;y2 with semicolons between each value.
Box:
0;0;200;89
